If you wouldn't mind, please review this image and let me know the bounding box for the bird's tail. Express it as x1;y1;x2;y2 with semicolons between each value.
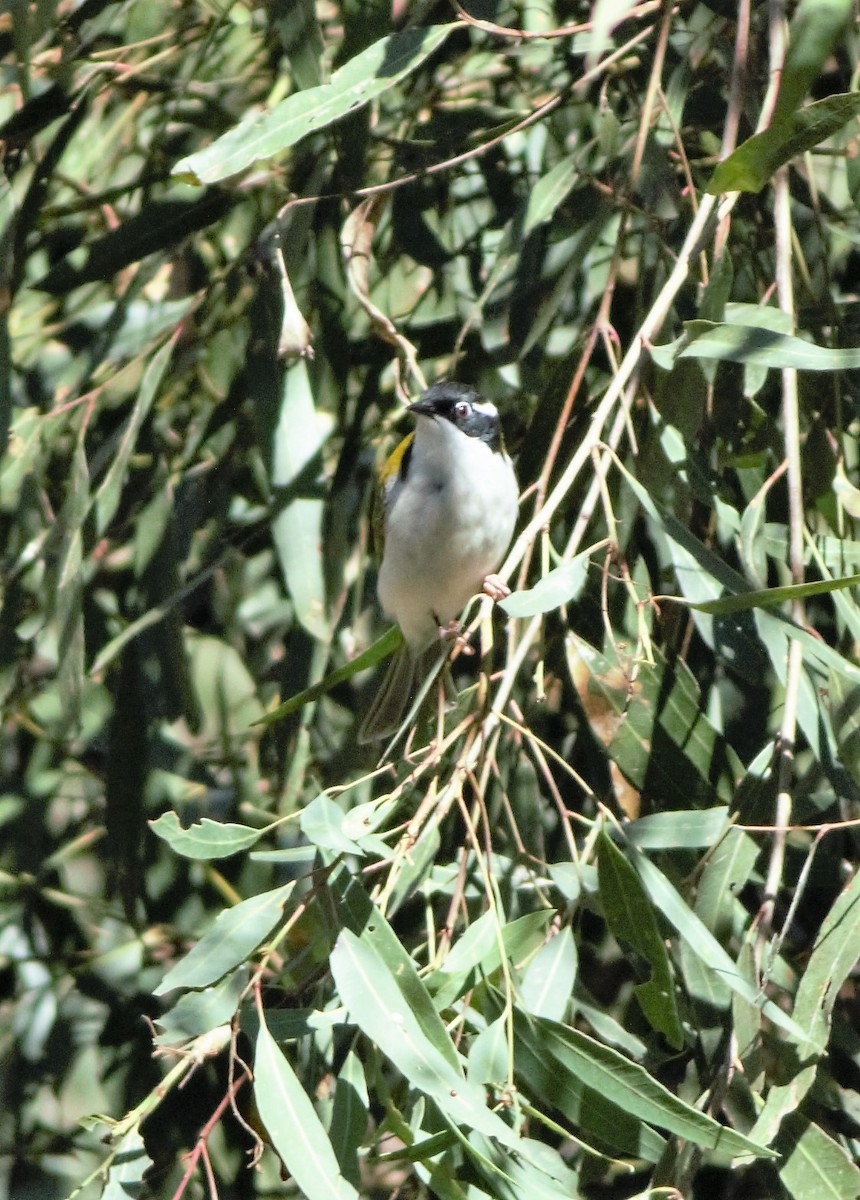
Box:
358;643;446;745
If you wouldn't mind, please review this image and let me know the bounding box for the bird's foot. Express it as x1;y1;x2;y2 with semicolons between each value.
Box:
437;619;474;655
482;573;511;602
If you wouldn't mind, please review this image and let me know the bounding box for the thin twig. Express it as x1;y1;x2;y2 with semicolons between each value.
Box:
755;0;803;965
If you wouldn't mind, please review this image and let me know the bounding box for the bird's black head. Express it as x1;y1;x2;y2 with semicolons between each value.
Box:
408;382;503;451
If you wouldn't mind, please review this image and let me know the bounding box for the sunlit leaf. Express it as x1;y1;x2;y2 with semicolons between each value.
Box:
330;928;525;1152
512;1010;773;1160
254;1011;359;1200
518;927;577;1022
149;811;265;859
155;883;294;994
174;25;457;184
707;92;860;194
500;550;591;617
269;359;331;641
777;1114;860;1200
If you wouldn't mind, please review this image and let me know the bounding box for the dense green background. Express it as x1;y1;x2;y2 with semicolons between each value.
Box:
2;1;860;1197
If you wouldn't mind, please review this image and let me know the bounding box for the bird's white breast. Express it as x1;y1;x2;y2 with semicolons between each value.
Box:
378;416;518;649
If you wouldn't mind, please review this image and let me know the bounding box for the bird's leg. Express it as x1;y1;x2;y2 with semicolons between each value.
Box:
482;573;511;602
434;612;474;655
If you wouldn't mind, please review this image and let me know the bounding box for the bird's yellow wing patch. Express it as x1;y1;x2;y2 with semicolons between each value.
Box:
371;431;414;559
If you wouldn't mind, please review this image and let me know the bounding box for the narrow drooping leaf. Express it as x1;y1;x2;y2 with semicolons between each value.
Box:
676;320;860;371
328;1048;368;1187
518;927;577;1022
522;157;579;237
154;883;294;994
514;1011;774;1160
777;1114;860;1200
624;808;730;850
598;832;683;1048
628;847;817;1048
751;869;860;1141
329;869;461;1072
706;92;860;194
95;336;176;535
331;929;524;1152
269;360;331;640
174;24;456;183
254;1012;359;1200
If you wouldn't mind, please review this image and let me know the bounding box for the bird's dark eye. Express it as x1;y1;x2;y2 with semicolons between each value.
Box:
455;401;471;421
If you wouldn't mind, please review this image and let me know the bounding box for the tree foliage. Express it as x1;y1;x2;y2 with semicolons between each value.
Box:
2;1;860;1197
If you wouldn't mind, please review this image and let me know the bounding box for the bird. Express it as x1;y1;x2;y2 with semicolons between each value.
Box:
358;381;519;743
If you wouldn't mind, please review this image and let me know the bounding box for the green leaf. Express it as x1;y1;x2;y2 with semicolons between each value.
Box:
624;807;730;850
329;869;461;1073
154;882;294;994
101;1128;152;1200
627;845;819;1049
523;157;579;237
694;825;760;938
470;1130;583;1200
155;969;248;1043
269;360;331;641
254;1010;359;1200
492;1001;658;1163
94;336;176;536
518;927;577;1022
687;573;860;616
612;451;860;696
328;1048;368;1187
467;1015;509;1086
174;24;457;184
773;0;853;126
255;627;402;725
330;928;524;1151
149;811;265;860
514;1011;774;1161
500;550;590;617
597;832;683;1048
707;92;860;194
300;792;364;856
777;1114;860;1200
676;320;860;371
429;910;552;1008
751;868;860;1141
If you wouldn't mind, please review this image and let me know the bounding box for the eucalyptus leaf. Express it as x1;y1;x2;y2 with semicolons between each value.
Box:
500;551;590;617
254;1012;359;1200
149;811;265;859
330;928;525;1152
707;92;860;194
174;25;456;183
154;883;295;994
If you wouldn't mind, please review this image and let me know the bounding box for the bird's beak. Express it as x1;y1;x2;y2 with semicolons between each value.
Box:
407;398;437;418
